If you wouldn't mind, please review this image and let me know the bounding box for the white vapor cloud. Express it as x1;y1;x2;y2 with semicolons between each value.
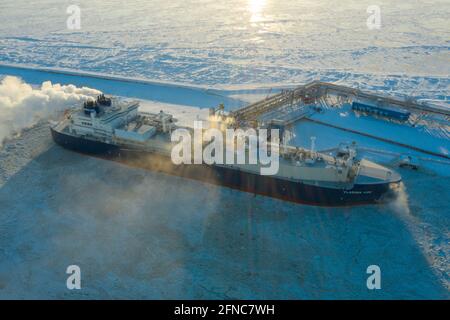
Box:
0;76;101;146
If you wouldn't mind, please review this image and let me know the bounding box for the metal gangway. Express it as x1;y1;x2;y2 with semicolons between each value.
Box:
230;86;317;125
230;81;450;126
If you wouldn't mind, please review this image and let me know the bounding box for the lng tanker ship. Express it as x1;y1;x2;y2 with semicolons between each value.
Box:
50;94;401;206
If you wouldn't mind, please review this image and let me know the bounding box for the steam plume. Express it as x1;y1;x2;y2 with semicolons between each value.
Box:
0;76;101;146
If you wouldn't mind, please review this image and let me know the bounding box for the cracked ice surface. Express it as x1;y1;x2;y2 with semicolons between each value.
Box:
0;113;448;299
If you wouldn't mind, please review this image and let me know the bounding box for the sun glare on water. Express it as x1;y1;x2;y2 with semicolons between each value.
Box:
248;0;267;23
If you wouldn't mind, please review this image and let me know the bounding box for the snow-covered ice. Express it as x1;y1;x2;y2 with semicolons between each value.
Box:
1;1;449;88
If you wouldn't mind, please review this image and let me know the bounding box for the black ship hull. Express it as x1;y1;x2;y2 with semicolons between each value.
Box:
51;128;398;206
